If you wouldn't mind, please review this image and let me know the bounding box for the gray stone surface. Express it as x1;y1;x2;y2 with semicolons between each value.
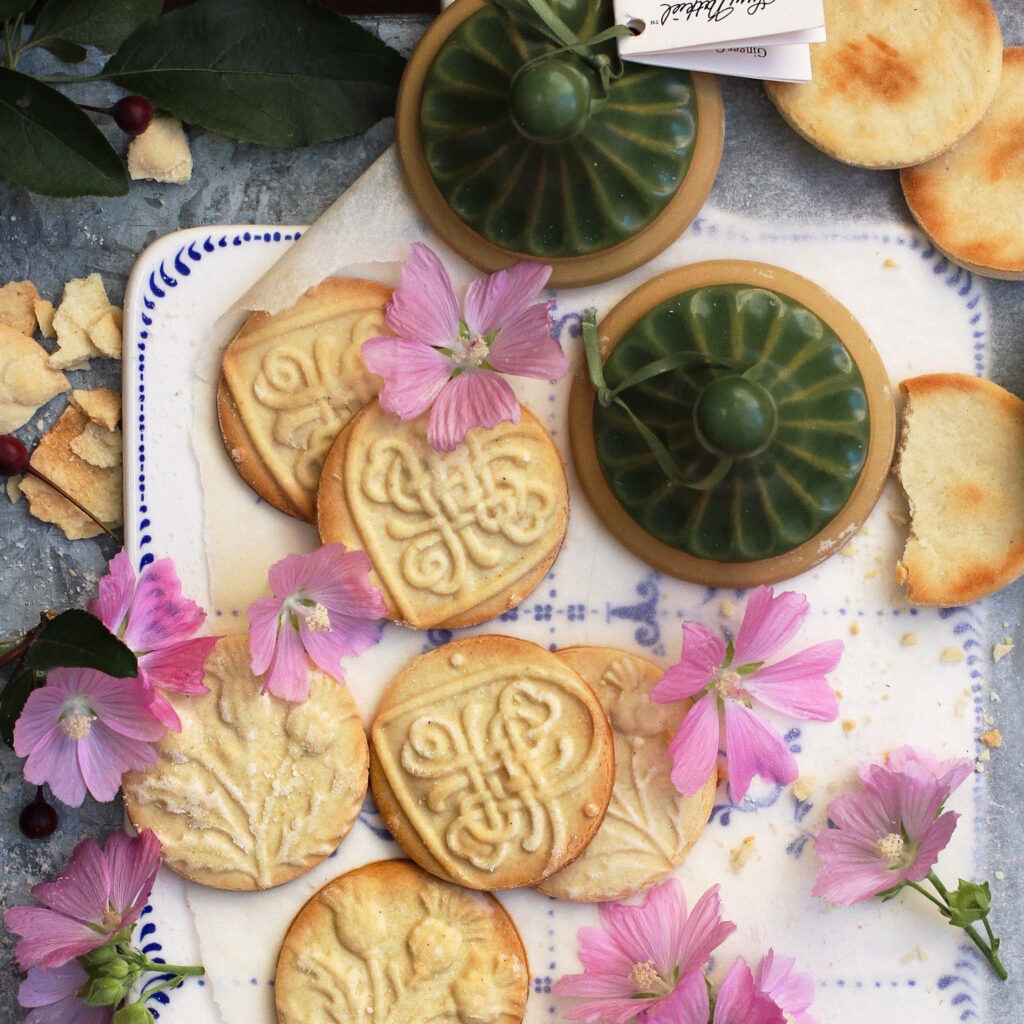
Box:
1;7;1022;1021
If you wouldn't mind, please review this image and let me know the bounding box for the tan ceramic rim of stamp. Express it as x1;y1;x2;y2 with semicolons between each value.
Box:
395;0;725;289
567;259;897;587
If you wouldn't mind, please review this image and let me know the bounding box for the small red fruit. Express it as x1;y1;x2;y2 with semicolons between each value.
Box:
0;434;29;476
111;95;154;136
20;788;59;840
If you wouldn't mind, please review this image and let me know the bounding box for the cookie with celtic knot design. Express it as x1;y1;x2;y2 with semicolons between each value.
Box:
370;635;615;889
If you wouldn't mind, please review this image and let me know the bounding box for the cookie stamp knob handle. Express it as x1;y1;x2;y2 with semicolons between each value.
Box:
510;58;593;143
694;375;778;458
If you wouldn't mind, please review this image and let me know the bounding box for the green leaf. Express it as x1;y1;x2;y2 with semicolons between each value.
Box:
104;0;406;146
0;69;128;196
29;0;162;54
42;38;89;63
24;609;137;677
0;0;33;20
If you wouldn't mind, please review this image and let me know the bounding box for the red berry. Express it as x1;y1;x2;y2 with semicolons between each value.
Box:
111;95;154;136
0;434;29;476
20;788;58;840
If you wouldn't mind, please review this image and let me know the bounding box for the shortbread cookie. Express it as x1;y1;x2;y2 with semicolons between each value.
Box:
275;859;529;1024
536;647;716;902
370;635;614;890
123;634;368;890
766;0;1003;169
318;401;568;630
895;374;1024;605
218;277;390;521
901;48;1024;280
0;280;39;335
0;324;69;433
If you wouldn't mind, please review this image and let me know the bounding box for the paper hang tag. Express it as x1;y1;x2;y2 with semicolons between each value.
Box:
613;0;825;82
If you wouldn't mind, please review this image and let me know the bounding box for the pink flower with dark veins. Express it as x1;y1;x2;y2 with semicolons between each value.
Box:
13;668;165;807
361;243;568;452
88;551;218;731
553;877;735;1023
5;830;161;972
652;586;843;801
813;745;972;905
248;544;387;702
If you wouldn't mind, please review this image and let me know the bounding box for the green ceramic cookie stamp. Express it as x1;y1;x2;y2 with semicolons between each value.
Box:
396;0;724;287
569;261;897;586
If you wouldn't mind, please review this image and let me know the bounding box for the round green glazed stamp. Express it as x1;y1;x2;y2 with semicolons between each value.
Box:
396;0;724;287
569;261;897;587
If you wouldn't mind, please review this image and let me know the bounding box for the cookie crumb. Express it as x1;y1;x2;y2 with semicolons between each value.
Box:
720;599;736;617
792;776;815;802
900;945;929;963
901;632;918;647
993;637;1013;662
941;647;965;664
884;258;900;269
842;719;856;733
850;621;861;636
729;835;756;873
980;729;1002;748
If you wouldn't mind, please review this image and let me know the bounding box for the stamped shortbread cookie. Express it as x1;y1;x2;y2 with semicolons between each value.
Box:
766;0;1003;169
370;635;614;890
536;647;716;902
318;401;569;630
275;859;529;1024
218;277;390;521
895;374;1024;605
123;634;368;890
901;48;1024;280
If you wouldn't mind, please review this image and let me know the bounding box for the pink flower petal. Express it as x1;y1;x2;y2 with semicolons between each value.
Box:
744;640;842;721
301;618;382;682
13;686;68;756
22;727;86;808
76;671;166;742
672;884;736;976
712;959;757;1024
361;337;454;420
825;783;899;838
104;829;161;923
464;260;551;336
632;877;690;973
812;826;906;904
77;724;158;802
261;620;311;702
722;701;797;800
666;691;720;797
86;550;135;634
562;996;657;1024
297;547;387;622
487;301;567;380
143;686;183;732
122;558;206;653
19;961;88;1007
886;746;973;800
904;812;959;883
638;967;709;1024
652;623;725;703
755;950;816;1024
247;595;284;676
4;906;107;971
733;587;809;665
385;242;460;347
138;636;218;694
31;838;110;924
427;370;520;452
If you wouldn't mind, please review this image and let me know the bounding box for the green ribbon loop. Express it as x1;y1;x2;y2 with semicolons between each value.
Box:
581;310;737;492
492;0;638;98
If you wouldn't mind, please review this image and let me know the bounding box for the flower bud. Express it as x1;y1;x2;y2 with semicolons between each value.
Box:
83;975;127;1006
113;1001;156;1024
105;956;132;979
81;942;120;968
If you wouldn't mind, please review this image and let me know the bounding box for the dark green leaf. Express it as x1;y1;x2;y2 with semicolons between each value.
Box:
104;0;405;146
29;0;162;54
42;38;89;62
23;609;137;677
0;69;128;197
0;668;45;748
0;0;33;20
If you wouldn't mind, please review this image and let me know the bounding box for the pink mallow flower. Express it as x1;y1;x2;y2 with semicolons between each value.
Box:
713;951;816;1024
553;877;736;1024
18;962;111;1024
812;745;972;905
88;551;219;732
652;587;842;802
13;668;165;807
248;544;387;702
361;242;568;452
5;830;161;972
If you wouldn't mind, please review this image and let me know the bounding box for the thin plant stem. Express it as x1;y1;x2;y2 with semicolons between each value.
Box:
925;871;1007;980
3;20;13;68
905;880;950;916
32;73;106;84
25;466;120;543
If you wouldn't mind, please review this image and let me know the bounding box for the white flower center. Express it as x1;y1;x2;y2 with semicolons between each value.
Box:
303;602;331;633
712;667;744;700
628;960;672;996
876;832;906;863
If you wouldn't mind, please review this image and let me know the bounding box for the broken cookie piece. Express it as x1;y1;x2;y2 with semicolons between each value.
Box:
50;273;116;371
69;388;121;432
20;406;122;540
127;116;193;184
895;374;1024;606
0;324;69;433
0;280;40;335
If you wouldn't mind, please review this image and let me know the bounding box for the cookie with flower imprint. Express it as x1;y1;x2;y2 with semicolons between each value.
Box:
275;859;529;1024
218;276;391;521
535;647;716;902
369;634;614;890
122;633;368;890
317;399;569;630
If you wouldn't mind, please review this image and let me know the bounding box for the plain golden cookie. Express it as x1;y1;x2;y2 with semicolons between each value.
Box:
317;400;568;630
123;634;368;891
901;48;1024;280
275;859;529;1024
895;374;1024;606
536;647;715;902
370;635;614;890
218;277;390;521
766;0;1003;169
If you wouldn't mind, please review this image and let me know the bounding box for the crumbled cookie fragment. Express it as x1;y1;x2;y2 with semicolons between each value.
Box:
720;599;736;616
792;775;816;802
0;324;70;433
6;475;23;503
127;117;193;184
884;258;901;269
70;421;122;469
69;388;121;431
34;298;55;338
842;719;857;733
901;945;929;963
901;632;919;646
980;728;1002;748
87;307;123;359
850;621;861;635
50;274;115;370
729;835;757;873
0;280;39;335
20;406;122;539
941;647;965;664
993;637;1014;662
